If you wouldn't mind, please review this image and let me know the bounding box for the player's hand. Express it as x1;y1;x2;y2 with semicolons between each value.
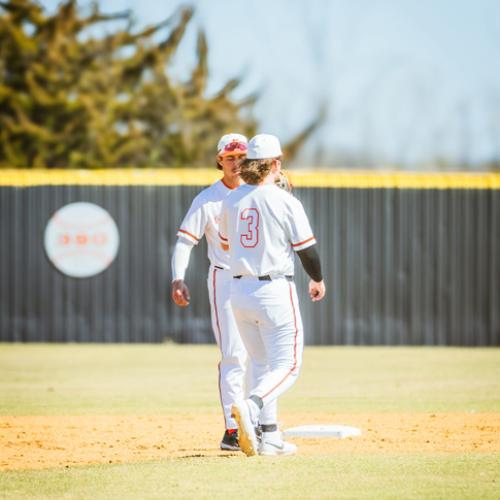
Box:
309;280;325;302
171;279;191;307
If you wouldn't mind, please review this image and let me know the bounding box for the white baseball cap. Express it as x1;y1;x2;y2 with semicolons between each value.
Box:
217;133;248;155
247;134;283;160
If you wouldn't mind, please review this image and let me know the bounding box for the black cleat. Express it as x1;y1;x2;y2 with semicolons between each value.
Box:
220;429;240;451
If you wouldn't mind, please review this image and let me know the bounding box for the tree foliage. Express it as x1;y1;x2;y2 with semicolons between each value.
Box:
0;0;268;167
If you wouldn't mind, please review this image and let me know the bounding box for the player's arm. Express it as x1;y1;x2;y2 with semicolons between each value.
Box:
296;245;325;302
171;194;208;306
171;238;195;307
287;197;326;302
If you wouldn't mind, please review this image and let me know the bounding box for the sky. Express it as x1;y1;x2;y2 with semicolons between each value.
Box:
38;0;500;169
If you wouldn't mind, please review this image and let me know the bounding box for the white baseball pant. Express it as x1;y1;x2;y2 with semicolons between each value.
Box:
207;265;247;430
230;276;304;414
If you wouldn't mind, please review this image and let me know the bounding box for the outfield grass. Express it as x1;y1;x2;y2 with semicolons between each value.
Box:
0;344;499;499
0;344;498;415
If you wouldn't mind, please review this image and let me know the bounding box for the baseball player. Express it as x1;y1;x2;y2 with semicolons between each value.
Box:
219;134;325;457
171;133;277;451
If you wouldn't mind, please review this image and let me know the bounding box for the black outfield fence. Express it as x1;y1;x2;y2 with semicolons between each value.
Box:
0;169;499;345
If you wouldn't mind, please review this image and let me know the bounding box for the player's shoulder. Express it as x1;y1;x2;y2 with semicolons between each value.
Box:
192;181;224;204
225;183;251;202
270;185;306;216
269;184;299;204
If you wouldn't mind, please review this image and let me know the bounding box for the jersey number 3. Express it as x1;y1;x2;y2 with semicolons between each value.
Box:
240;208;260;248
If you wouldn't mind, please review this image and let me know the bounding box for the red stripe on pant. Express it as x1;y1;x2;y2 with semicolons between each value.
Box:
261;282;299;400
212;268;226;427
212;268;222;346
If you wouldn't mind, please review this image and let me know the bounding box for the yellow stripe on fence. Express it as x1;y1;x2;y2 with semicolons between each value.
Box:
0;168;499;189
289;170;500;189
0;169;221;187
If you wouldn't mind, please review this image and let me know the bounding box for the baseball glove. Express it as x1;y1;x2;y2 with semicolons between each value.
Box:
275;170;293;193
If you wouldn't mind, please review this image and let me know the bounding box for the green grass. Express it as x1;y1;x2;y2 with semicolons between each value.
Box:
0;344;499;415
0;344;499;499
1;455;498;500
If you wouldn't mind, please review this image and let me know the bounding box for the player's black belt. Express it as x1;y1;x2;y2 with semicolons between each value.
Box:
233;275;294;282
214;265;224;270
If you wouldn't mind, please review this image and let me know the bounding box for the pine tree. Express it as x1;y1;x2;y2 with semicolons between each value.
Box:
0;0;319;168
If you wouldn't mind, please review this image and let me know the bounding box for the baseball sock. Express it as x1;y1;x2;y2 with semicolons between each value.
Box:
249;395;263;409
261;424;278;432
247;398;261;423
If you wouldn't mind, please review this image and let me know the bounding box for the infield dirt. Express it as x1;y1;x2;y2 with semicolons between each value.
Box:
1;412;499;470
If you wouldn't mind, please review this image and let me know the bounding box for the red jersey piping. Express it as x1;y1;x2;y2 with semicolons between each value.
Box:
178;228;200;242
292;236;315;247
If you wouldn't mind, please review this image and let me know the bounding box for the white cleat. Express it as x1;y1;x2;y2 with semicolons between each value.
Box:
258;432;298;457
231;402;258;457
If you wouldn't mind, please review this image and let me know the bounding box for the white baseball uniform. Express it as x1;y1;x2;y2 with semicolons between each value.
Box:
175;179;276;429
219;183;316;409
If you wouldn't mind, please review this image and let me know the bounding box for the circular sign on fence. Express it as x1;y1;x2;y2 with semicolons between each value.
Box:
44;202;120;278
